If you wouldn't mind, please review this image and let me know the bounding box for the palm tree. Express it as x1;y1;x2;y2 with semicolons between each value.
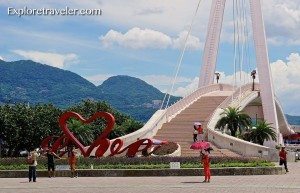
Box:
247;120;277;145
68;119;95;146
215;106;252;137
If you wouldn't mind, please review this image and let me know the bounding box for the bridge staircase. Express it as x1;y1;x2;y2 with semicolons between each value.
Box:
154;91;241;157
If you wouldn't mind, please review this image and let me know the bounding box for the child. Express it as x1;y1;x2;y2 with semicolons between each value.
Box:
201;148;211;182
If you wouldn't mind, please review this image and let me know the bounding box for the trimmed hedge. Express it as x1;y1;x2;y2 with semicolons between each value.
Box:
0;156;273;170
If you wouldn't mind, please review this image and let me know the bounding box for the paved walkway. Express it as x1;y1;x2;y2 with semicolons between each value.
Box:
0;162;299;193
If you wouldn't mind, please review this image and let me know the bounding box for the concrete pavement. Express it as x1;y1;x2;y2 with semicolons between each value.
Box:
0;162;299;193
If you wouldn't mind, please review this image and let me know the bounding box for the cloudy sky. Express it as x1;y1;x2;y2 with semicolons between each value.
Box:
0;0;299;115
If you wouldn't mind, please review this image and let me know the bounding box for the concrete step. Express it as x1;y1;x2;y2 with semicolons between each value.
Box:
153;94;240;158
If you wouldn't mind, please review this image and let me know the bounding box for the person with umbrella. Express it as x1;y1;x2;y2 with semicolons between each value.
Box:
201;148;211;183
190;141;212;183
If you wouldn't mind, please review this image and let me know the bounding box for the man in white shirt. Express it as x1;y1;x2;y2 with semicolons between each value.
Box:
28;148;40;182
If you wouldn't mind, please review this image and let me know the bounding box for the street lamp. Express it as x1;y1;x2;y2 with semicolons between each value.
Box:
251;70;256;91
215;72;220;84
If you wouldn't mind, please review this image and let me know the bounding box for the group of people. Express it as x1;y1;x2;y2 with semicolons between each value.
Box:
26;138;289;184
27;145;78;182
193;122;204;142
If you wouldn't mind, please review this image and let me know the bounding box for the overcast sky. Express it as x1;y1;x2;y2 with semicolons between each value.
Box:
0;0;299;115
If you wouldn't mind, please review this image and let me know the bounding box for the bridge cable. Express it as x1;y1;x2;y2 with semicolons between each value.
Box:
232;0;238;102
160;0;203;109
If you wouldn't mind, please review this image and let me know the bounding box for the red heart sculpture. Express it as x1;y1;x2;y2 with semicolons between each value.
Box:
59;111;115;157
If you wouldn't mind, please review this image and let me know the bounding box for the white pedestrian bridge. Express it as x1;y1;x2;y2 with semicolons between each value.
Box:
116;83;294;160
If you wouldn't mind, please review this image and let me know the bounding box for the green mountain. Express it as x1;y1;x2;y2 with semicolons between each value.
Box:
0;60;180;122
97;75;177;121
0;60;96;106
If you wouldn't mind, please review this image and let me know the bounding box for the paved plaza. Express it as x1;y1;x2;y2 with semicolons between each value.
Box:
0;162;299;193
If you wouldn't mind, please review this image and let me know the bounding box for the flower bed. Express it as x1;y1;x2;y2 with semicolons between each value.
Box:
151;142;179;156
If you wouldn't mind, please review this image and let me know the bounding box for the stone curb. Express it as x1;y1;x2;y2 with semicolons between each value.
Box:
0;167;283;178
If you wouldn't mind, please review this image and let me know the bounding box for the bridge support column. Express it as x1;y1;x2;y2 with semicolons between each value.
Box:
198;0;226;88
249;0;279;147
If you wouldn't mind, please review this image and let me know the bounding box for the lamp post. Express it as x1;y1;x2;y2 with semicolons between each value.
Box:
215;72;220;84
251;70;256;91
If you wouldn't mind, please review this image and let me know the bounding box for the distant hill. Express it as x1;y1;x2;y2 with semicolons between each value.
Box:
285;114;300;126
97;75;179;121
2;59;298;124
0;60;180;122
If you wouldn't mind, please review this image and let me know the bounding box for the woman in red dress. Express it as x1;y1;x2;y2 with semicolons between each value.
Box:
201;149;211;182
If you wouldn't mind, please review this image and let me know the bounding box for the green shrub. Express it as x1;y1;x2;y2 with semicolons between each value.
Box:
0;156;274;170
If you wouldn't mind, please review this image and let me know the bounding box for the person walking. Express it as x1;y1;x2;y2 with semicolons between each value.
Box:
279;146;289;172
201;148;211;183
28;148;40;182
45;147;61;178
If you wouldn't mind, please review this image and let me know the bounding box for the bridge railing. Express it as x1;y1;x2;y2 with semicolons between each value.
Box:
275;97;295;136
165;84;233;122
218;83;260;109
111;110;167;148
207;83;259;131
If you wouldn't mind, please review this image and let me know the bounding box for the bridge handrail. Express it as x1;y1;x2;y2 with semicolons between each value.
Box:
274;97;295;135
165;84;233;122
219;83;259;109
206;83;259;131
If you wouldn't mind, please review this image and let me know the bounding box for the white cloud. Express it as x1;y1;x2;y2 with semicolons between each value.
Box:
99;27;172;49
2;0;299;46
84;74;113;86
162;53;300;115
172;77;199;97
100;28;202;50
0;56;3;60
270;53;300;115
12;50;78;69
172;31;203;50
141;74;192;87
263;0;300;45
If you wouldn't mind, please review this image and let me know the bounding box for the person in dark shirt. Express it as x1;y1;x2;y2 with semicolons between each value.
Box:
279;146;289;172
45;147;60;178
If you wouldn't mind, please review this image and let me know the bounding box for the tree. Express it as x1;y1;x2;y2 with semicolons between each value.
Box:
215;106;252;137
0;100;143;157
67;119;94;146
0;104;61;156
245;120;277;145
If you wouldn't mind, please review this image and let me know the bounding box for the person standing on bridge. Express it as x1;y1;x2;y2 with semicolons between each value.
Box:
198;124;204;141
194;122;204;141
193;125;198;142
